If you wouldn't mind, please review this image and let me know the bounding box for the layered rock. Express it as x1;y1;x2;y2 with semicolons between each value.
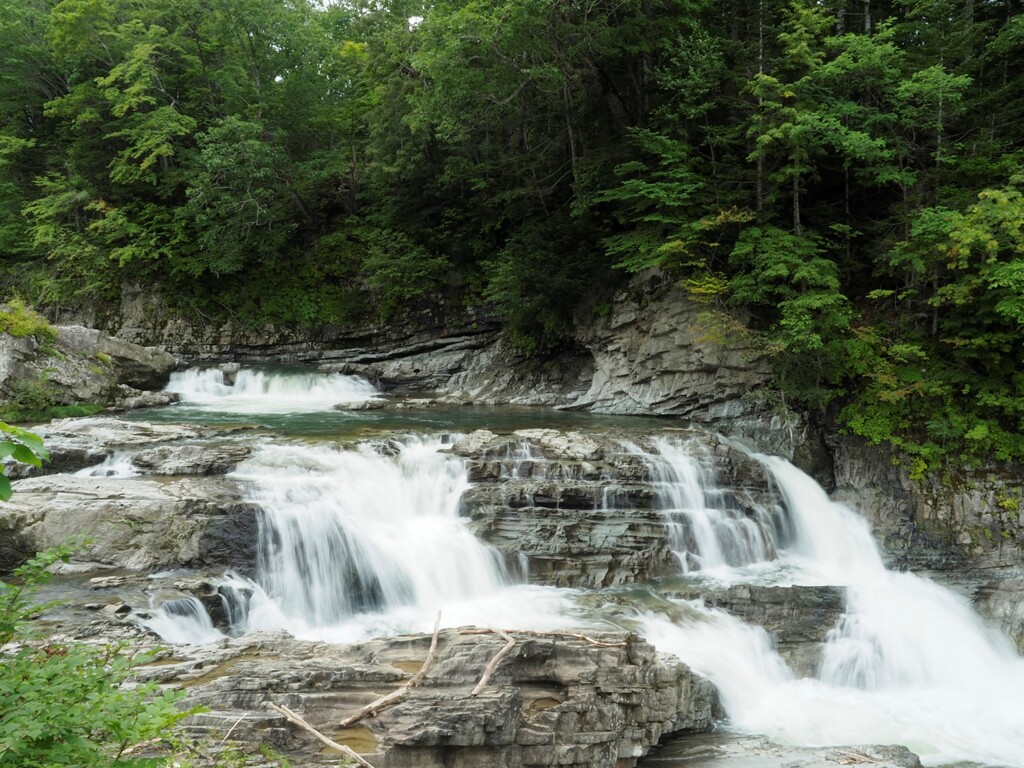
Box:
663;584;846;677
0;323;176;409
640;732;922;768
6;417;255;485
829;434;1024;570
453;428;780;588
129;627;715;768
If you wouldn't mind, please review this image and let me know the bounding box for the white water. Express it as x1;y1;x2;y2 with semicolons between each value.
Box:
165;367;380;413
213;437;585;643
643;438;783;576
138;596;223;645
640;453;1024;767
74;452;138;478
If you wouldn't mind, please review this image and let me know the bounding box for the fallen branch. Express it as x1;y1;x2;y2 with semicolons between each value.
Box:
459;628;627;648
339;611;442;728
268;702;376;768
832;748;886;765
470;628;515;696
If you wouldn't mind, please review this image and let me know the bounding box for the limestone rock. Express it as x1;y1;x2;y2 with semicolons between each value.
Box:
830;434;1024;569
663;584;846;676
569;285;771;421
973;574;1024;652
641;732;922;768
6;417;255;478
455;429;782;588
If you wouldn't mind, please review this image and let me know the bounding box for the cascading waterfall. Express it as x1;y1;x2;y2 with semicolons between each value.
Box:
165;367;380;413
225;437;519;641
138;597;224;645
641;438;784;574
641;453;1024;767
133;416;1024;766
74;452;138;478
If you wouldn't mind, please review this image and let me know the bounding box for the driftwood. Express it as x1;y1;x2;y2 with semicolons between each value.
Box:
458;628;628;648
338;611;442;728
268;702;376;768
833;748;887;765
470;628;515;696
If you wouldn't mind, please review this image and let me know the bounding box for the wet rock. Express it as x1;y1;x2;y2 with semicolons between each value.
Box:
333;399;386;411
8;417;254;478
830;434;1024;569
0;474;257;574
973;573;1024;652
114;389;180;411
218;362;241;386
455;429;782;588
129;442;252;475
664;585;846;676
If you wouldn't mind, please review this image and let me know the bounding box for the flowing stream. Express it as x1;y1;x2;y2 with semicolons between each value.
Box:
136;367;1024;767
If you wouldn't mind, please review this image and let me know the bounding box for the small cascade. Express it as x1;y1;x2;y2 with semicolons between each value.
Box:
74;452;138;478
232;437;509;634
642;438;783;574
137;597;224;645
166;367;380;413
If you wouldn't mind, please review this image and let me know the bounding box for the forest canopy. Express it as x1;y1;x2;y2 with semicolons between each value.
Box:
1;0;1022;464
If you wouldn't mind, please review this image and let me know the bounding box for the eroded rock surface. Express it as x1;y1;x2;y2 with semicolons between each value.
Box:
663;585;846;676
133;627;716;768
640;732;922;768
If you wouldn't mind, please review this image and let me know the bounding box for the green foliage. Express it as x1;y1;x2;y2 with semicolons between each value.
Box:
0;421;48;501
0;547;189;767
0;299;56;343
360;227;449;320
0;0;1022;468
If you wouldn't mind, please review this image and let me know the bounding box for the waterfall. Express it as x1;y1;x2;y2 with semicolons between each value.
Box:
74;452;138;478
641;438;783;574
165;367;380;413
137;597;224;645
641;455;1024;767
229;437;512;639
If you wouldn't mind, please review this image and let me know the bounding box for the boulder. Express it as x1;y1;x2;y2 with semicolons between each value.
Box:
7;417;235;477
0;323;177;409
642;732;922;768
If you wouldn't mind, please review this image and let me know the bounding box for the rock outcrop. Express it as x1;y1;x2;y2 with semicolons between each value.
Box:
641;732;922;768
663;584;846;677
0;323;176;410
829;434;1024;570
128;627;715;768
0;474;257;574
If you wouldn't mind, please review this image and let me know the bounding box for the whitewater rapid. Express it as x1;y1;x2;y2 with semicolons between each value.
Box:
638;449;1024;767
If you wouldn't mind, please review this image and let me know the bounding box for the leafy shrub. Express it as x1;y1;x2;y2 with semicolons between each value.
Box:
0;547;190;767
0;297;56;343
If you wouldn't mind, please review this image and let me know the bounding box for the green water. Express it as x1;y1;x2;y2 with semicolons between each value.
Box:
126;401;677;441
